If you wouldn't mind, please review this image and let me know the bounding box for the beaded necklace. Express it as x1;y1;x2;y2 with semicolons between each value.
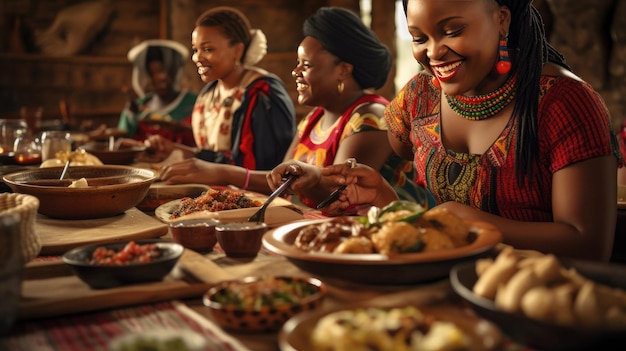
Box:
445;74;517;121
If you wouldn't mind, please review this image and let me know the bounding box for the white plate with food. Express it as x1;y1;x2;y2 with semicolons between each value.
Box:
154;187;304;227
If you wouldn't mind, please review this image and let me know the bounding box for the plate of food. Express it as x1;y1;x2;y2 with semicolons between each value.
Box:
154;187;304;227
136;183;210;212
262;201;502;285
450;248;626;350
279;303;502;351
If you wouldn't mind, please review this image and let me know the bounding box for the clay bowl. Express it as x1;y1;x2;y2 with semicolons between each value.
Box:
203;275;327;332
263;218;502;285
215;221;268;258
80;140;146;165
169;218;220;252
62;239;183;289
3;165;158;219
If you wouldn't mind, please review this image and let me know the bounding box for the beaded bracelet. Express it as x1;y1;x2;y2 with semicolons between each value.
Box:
242;169;251;190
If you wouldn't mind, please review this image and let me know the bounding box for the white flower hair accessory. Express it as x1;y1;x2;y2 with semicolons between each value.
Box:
243;29;267;66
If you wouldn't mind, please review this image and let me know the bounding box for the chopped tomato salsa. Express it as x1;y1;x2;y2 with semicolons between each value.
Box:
87;241;162;265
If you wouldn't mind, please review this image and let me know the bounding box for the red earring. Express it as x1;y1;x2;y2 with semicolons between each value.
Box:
496;34;511;75
431;76;441;88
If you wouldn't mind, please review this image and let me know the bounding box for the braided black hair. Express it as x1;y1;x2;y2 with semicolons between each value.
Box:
496;0;570;186
401;0;571;186
195;6;252;64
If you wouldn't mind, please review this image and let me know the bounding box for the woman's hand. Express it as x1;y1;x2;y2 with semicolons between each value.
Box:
321;162;399;211
159;158;229;185
267;160;322;194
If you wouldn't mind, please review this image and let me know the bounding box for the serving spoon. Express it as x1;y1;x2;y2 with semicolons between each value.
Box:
247;174;297;223
59;160;70;180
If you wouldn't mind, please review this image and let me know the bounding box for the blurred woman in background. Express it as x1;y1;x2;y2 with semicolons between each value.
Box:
118;39;197;146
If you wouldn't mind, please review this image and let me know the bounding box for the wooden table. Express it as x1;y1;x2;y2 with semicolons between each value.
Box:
7;236;463;351
182;251;458;351
4;201;485;351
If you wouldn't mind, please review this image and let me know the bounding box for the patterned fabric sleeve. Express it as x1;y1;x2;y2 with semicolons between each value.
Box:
539;77;624;173
384;72;433;145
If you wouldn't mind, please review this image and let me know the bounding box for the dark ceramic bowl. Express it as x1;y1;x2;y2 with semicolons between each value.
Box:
3;165;157;219
450;259;626;351
216;221;268;258
263;218;502;285
203;275;327;332
80;140;146;165
62;239;183;289
169;219;220;252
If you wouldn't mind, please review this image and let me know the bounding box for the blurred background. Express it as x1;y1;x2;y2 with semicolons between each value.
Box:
0;0;624;131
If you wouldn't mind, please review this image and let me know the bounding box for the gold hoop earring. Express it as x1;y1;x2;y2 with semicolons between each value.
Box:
337;81;344;94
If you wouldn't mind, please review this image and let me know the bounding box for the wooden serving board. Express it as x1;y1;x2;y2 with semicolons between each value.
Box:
18;249;234;321
36;207;169;256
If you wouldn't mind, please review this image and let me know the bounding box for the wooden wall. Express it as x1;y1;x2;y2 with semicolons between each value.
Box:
0;0;393;128
2;0;621;130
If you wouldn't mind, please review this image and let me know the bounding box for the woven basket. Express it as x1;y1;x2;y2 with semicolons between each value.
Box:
0;193;41;263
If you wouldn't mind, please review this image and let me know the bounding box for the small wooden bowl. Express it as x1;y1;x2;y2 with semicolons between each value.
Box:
215;222;268;258
169;219;219;252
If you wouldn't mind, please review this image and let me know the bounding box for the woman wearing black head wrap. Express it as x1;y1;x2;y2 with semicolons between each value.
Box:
268;7;433;213
302;6;392;90
280;0;625;261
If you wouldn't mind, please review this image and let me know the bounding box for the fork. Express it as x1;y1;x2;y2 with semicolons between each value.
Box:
247;175;297;223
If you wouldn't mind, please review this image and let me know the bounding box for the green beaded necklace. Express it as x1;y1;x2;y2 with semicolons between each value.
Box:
445;74;517;121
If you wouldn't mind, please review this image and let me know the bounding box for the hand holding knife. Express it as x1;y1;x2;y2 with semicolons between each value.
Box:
316;158;356;209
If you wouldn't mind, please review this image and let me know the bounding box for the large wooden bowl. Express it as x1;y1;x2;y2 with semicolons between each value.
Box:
262;218;502;285
3;165;158;219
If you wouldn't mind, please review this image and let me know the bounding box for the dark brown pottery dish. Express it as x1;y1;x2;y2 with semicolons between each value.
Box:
79;140;146;165
62;239;183;289
3;165;157;219
263;218;502;285
450;259;626;351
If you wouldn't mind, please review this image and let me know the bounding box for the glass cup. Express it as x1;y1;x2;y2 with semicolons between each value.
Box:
13;132;42;165
0;119;27;155
41;130;72;161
